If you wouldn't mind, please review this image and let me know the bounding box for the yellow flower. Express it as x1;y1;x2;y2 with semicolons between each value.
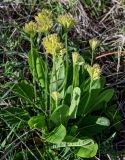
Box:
57;14;76;29
35;9;53;33
87;64;101;80
23;21;37;35
42;34;64;56
89;38;99;51
72;52;80;64
51;91;61;102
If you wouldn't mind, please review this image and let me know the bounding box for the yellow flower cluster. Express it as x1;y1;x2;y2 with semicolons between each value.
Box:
23;10;76;57
35;9;53;33
57;14;76;29
89;38;99;51
42;34;64;56
23;10;76;36
23;21;37;35
86;64;101;80
23;9;53;34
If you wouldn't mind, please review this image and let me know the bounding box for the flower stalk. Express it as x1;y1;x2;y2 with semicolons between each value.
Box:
64;30;69;91
30;36;37;100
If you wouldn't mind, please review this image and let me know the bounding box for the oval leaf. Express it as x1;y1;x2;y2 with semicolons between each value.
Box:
13;80;34;102
45;124;66;144
28;114;46;130
76;142;98;158
96;117;110;126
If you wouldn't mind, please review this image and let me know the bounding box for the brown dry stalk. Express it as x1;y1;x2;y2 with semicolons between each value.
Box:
96;50;125;59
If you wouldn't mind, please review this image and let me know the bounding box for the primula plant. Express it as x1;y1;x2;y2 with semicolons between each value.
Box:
5;9;115;159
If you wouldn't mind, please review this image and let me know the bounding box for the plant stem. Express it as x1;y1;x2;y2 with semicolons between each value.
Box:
91;50;94;65
30;36;37;101
44;33;50;114
45;53;49;112
53;56;58;91
73;64;79;88
64;31;69;91
73;64;75;87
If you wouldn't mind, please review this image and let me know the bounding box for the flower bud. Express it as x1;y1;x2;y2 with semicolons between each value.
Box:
89;38;99;51
72;52;80;64
51;91;61;102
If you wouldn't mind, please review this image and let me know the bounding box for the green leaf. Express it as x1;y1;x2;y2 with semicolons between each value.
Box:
13;80;34;102
51;137;94;148
98;88;114;103
49;135;98;158
105;105;121;130
50;57;65;92
63;85;73;106
76;141;98;158
96;117;110;126
91;79;101;90
78;89;100;115
64;135;93;144
28;114;46;130
79;116;110;136
50;135;98;158
70;125;78;136
80;88;114;114
36;57;45;88
50;105;69;125
0;107;29;128
80;77;105;92
69;87;81;118
92;88;114;110
45;124;66;144
28;48;38;80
